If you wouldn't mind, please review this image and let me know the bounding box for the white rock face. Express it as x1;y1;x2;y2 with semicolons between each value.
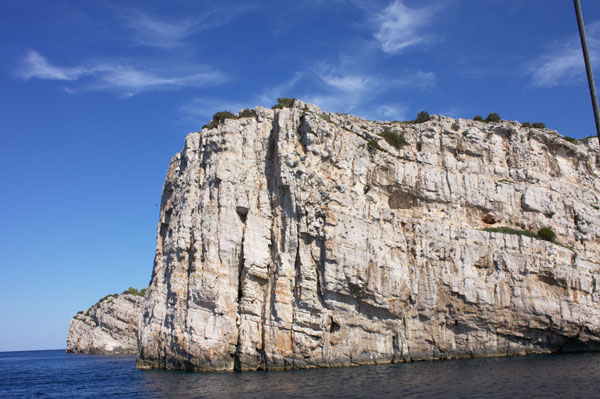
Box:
137;101;600;371
67;293;143;354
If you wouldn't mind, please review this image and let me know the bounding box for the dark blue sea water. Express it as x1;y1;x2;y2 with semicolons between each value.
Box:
1;350;599;398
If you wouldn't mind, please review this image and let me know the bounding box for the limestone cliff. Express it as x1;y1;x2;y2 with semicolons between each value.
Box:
137;100;600;371
67;293;143;354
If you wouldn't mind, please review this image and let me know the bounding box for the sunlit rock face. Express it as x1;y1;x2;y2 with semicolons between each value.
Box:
67;294;143;354
136;100;600;371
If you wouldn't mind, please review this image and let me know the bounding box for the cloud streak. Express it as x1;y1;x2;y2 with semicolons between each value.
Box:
16;50;229;96
121;10;199;48
528;21;600;87
373;0;438;54
17;50;88;81
316;64;435;95
120;6;256;48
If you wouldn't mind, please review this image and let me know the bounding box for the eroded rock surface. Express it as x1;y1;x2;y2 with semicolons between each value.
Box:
67;293;143;354
137;100;600;371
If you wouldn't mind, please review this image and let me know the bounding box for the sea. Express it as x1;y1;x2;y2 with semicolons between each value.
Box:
1;350;599;398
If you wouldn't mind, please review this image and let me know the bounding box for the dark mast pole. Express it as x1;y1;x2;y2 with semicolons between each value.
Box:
574;0;600;146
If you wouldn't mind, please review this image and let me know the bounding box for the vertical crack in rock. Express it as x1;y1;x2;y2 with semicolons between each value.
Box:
233;207;246;370
298;114;308;154
184;202;197;304
290;218;302;367
314;237;327;308
439;128;447;169
258;115;281;370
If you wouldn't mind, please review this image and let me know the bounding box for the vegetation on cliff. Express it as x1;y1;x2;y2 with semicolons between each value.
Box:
78;287;147;317
202;109;257;130
379;129;408;149
272;97;296;109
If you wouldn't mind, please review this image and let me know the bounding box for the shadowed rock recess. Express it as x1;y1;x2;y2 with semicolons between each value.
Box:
136;100;600;371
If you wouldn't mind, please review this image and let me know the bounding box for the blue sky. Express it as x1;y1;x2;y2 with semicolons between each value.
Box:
1;0;600;351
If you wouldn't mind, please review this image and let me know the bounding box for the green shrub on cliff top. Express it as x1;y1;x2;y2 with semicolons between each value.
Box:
123;287;138;295
212;111;235;123
393;111;430;125
485;113;501;123
78;287;145;316
272;97;296;109
238;109;257;118
202;109;258;130
202;111;237;129
82;293;118;316
122;287;147;297
99;293;119;302
415;111;430;123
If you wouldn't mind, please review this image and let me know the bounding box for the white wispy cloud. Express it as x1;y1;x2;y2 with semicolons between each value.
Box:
316;64;435;94
373;0;438;54
17;50;88;81
396;70;436;88
528;21;600;87
120;6;256;48
317;69;373;93
365;103;410;121
121;10;198;48
15;50;229;96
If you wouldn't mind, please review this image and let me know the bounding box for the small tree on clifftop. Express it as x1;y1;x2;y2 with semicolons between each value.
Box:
415;111;430;123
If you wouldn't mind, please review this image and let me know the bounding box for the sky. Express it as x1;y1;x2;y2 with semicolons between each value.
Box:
1;0;600;352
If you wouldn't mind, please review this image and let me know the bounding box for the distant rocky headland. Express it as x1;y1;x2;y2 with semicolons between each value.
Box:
67;288;144;354
68;99;600;371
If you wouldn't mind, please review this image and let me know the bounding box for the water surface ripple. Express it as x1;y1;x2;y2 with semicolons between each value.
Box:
1;350;599;398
